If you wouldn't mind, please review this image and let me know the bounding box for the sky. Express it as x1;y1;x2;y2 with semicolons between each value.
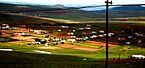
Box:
0;0;145;6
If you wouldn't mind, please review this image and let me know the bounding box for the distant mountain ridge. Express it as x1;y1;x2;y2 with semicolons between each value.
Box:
1;2;145;21
110;5;145;11
0;2;67;11
89;5;145;18
0;2;103;21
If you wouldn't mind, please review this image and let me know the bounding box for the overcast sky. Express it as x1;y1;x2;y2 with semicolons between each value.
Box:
0;0;145;6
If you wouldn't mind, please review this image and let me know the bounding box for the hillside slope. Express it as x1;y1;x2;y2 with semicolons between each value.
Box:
0;13;59;24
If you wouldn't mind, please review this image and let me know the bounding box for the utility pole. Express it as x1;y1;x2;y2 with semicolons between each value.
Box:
105;0;112;68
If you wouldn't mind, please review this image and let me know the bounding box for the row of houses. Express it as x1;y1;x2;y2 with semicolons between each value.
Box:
0;24;17;30
0;24;10;29
117;29;145;45
56;24;145;46
22;24;145;46
30;36;67;46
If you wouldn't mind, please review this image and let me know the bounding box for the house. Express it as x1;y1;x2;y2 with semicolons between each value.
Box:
86;24;92;27
33;30;43;34
17;25;27;28
83;37;89;40
117;37;126;45
128;55;145;59
128;36;133;39
13;32;28;36
90;35;97;39
70;36;76;38
78;28;84;30
0;24;10;29
60;26;69;28
91;31;97;34
85;27;91;30
117;38;126;41
99;30;105;33
104;33;116;37
135;33;144;37
52;37;60;42
98;35;104;38
82;31;90;35
67;32;74;35
32;42;41;45
58;29;62;32
67;38;76;42
76;38;83;41
44;43;48;46
73;30;76;32
125;42;131;45
60;39;66;44
40;39;47;44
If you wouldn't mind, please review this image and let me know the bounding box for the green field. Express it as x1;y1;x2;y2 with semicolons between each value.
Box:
0;41;145;68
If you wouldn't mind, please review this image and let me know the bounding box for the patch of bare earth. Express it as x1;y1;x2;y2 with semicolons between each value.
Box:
86;40;117;47
57;44;99;52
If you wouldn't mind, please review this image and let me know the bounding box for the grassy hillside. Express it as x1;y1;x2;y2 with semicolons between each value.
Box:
0;13;61;24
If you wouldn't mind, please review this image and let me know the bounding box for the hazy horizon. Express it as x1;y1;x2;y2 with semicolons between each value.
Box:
0;0;145;6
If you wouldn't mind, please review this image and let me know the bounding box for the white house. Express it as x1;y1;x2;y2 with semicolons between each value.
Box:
129;55;145;59
99;30;105;33
60;26;69;28
85;27;91;30
33;30;43;34
1;24;10;29
98;35;104;37
67;39;76;42
90;35;98;38
58;29;62;32
70;36;76;38
68;32;74;35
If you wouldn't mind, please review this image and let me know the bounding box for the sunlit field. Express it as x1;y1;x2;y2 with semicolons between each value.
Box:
1;40;145;68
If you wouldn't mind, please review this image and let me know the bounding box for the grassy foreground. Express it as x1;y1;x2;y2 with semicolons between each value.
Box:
0;42;145;68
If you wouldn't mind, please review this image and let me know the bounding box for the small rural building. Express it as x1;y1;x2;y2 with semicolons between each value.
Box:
0;24;10;29
33;30;43;34
99;30;105;33
98;35;104;38
76;38;83;41
90;35;97;39
67;32;74;35
128;55;145;59
67;38;76;42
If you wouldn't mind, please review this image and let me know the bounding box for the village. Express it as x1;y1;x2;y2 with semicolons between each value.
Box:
1;23;145;48
1;1;145;68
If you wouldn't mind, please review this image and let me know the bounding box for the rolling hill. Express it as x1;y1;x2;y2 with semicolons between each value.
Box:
0;13;61;25
94;5;145;18
0;3;145;23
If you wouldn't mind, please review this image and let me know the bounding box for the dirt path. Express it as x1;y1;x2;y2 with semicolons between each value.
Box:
86;40;117;47
57;44;99;52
